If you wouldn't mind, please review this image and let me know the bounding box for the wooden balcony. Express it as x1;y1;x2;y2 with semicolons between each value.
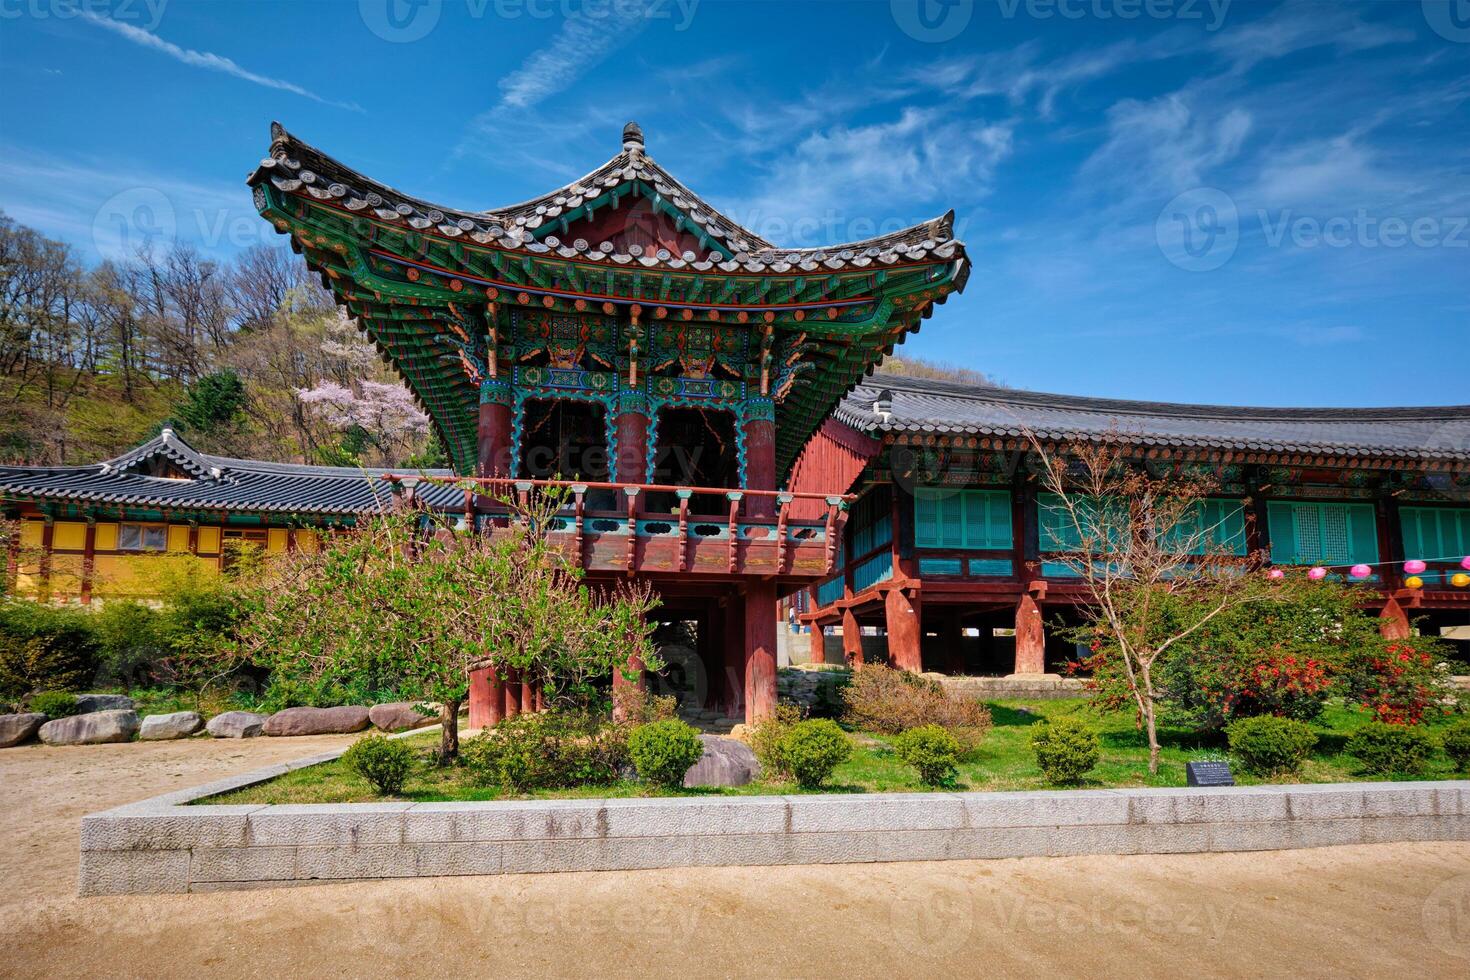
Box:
386;476;852;582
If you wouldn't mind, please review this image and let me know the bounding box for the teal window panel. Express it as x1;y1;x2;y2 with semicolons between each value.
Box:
918;558;964;576
1399;506;1470;562
1266;501;1378;566
1163;499;1249;556
967;558;1015;577
1038;493;1127;552
815;576;844;606
913;487;1012;550
1040;560;1080;578
852;552;894;592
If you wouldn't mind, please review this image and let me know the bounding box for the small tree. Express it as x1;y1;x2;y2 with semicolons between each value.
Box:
240;488;660;762
1031;433;1267;774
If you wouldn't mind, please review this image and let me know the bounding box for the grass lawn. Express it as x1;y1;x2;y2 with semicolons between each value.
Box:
203;698;1469;806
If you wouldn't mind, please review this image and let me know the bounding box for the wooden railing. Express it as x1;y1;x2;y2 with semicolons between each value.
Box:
381;475;854;579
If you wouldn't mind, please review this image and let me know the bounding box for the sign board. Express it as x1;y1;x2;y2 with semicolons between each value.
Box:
1185;761;1234;787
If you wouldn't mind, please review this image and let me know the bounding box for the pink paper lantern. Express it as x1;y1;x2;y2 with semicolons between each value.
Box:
1404;559;1427;575
1349;563;1372;579
1308;567;1328;580
1267;568;1285;580
1462;556;1470;571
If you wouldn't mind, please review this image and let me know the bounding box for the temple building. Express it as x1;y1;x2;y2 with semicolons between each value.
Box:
788;374;1470;671
4;123;1468;718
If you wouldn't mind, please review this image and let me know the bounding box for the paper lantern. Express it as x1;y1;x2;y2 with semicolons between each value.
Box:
1349;563;1372;579
1405;575;1425;590
1462;556;1470;571
1267;568;1285;580
1308;567;1328;580
1404;559;1427;575
1452;573;1470;589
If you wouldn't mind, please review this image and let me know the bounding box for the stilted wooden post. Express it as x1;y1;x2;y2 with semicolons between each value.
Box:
1378;597;1411;640
885;588;923;672
842;607;863;667
745;579;777;723
468;666;505;729
808;623;826;665
502;668;521;719
943;612;966;676
1013;593;1047;674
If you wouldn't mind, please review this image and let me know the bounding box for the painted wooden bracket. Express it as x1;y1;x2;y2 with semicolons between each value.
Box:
725;491;743;574
623;486;640;574
676;489;692;573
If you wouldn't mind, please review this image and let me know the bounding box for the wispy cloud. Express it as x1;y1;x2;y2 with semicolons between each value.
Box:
497;7;650;110
79;13;362;112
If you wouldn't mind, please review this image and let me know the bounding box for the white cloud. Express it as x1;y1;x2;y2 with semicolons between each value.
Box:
497;7;650;110
736;108;1013;246
79;13;361;112
1081;96;1252;200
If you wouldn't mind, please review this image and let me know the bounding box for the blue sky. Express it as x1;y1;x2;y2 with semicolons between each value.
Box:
2;0;1467;406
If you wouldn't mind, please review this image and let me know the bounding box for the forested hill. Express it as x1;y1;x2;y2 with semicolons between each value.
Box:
1;210;995;470
0;211;443;470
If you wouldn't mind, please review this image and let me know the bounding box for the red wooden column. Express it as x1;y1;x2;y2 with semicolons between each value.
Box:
615;403;649;486
743;411;777;519
502;668;522;719
1378;597;1411;639
885;587;923;672
1013;593;1047;674
468;666;505;729
722;590;746;717
745;580;778;723
80;516;97;606
841;607;864;667
807;623;826;665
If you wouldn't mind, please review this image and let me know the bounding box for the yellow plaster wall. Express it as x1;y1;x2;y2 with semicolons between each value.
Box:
95;523;119;551
167;524;191;553
52;522;87;551
197;526;221;554
267;528;289;553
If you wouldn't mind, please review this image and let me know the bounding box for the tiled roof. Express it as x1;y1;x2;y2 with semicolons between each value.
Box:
836;374;1470;462
0;431;459;515
248;121;962;274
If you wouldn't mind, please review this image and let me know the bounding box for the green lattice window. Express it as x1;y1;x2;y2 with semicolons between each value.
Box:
913;487;1012;550
1164;499;1249;556
1037;493;1129;553
844;488;892;564
1267;501;1378;566
1399;506;1470;561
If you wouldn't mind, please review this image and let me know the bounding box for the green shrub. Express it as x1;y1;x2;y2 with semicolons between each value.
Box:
627;719;703;790
1345;721;1435;775
92;601;167;687
1443;719;1470;773
894;725;962;788
1225;715;1317;778
841;665;991;754
612;686;678;725
28;690;80;719
748;704;803;782
781;718;852;789
341;735;414;794
0;600;99;700
1030;716;1101;784
461;711;629;792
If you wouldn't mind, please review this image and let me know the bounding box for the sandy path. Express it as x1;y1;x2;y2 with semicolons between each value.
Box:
2;738;1467;978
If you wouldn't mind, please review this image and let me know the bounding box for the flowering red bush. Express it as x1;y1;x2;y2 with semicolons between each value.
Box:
1339;642;1443;725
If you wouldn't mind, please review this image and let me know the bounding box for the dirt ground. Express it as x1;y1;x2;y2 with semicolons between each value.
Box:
2;738;1468;978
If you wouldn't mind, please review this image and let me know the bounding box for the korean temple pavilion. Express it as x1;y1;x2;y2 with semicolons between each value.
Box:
3;123;1469;724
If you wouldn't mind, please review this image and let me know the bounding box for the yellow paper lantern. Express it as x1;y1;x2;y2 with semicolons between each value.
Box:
1404;575;1425;590
1452;573;1470;588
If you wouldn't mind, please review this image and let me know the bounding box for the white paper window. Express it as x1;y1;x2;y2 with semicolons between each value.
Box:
117;523;166;551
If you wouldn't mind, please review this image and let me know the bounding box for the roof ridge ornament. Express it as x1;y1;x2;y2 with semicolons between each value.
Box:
622;120;644;159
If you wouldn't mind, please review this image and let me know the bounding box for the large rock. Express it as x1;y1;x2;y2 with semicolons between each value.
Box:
683;734;761;788
139;711;204;741
206;711;267;739
74;693;136;714
38;709;139;745
369;702;435;732
263;705;370;737
0;712;47;748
